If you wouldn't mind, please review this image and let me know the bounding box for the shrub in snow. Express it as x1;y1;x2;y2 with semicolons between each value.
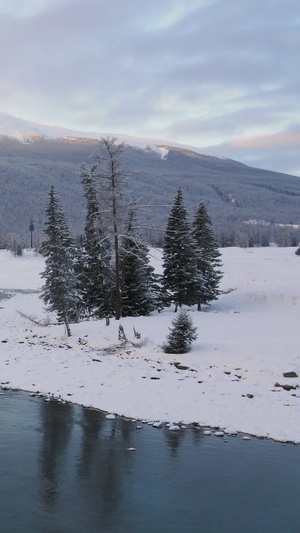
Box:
295;246;300;256
163;309;197;354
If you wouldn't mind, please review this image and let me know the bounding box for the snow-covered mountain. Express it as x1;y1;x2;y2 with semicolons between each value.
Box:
0;111;202;156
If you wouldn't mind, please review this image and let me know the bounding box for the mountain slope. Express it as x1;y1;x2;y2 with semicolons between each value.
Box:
0;114;299;245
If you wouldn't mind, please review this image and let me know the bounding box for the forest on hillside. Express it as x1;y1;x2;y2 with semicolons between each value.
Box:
0;135;299;250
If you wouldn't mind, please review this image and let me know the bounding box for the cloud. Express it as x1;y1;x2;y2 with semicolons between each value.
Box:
200;127;300;176
231;130;300;150
0;0;298;174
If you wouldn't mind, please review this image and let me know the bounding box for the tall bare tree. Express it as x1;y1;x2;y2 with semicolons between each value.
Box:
90;137;131;319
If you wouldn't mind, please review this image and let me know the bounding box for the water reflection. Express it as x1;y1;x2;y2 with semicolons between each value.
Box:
75;409;136;524
190;424;206;445
164;426;187;458
0;390;299;532
163;424;208;460
76;407;104;478
39;401;73;510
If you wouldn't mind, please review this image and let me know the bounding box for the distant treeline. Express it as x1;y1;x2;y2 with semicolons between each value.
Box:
3;216;300;254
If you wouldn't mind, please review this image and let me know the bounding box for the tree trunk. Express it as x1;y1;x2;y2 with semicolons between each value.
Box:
64;316;71;337
114;229;121;320
62;303;71;337
111;163;121;320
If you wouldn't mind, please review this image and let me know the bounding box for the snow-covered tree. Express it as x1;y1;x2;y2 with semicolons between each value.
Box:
40;185;80;336
162;188;199;310
121;206;157;316
91;137;131;320
163;309;197;353
192;202;223;310
80;163;114;318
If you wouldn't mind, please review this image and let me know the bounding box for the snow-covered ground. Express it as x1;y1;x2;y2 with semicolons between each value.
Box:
0;247;299;443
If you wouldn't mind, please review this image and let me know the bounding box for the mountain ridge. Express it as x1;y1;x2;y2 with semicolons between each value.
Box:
0;111;214;159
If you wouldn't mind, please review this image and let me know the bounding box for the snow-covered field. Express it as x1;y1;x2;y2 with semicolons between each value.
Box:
0;247;299;443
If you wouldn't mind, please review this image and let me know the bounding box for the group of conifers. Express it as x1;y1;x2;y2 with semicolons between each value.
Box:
39;138;223;348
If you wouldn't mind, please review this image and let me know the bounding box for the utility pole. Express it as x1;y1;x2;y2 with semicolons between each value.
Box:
29;219;35;248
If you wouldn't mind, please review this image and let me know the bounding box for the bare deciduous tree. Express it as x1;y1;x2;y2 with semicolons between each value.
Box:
93;137;131;320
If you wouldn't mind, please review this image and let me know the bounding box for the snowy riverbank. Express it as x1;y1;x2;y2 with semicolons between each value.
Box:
0;247;299;443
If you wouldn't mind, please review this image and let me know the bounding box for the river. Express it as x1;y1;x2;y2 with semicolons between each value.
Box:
0;389;299;532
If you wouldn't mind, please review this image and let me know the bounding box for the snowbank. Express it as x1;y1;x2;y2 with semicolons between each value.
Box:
0;247;299;443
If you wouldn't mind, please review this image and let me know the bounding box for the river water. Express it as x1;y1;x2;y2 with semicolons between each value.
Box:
0;389;299;532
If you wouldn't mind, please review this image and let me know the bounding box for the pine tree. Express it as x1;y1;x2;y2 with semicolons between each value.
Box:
163;309;197;353
162;188;199;310
80;164;114;318
121;206;157;316
192;202;223;310
40;185;80;336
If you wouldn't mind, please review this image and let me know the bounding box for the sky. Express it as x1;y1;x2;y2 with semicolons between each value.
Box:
0;0;299;176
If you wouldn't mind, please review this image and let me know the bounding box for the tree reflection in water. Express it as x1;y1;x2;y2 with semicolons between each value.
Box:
38;400;73;511
0;392;299;532
75;408;135;523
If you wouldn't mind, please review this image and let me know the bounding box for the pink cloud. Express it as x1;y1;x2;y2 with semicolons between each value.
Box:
230;131;300;150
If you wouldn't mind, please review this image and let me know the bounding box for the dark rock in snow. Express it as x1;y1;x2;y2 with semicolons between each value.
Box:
173;362;189;370
275;382;298;391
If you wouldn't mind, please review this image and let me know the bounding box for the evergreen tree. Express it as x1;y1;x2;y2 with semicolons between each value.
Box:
163;309;197;353
192;202;223;310
80;164;114;318
121;206;157;316
40;185;80;336
162;188;199;310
